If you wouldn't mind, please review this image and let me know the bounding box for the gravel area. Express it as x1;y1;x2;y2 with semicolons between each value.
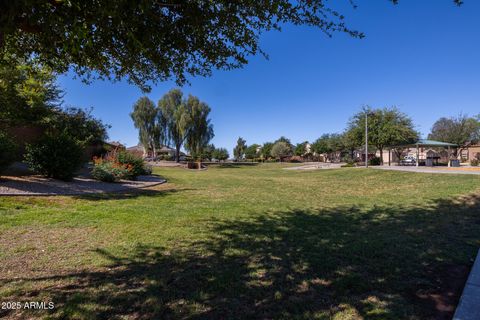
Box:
0;175;166;196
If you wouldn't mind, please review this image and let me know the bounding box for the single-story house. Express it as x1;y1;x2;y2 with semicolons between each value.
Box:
126;144;185;159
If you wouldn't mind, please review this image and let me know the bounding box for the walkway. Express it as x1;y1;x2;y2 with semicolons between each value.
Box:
372;165;480;175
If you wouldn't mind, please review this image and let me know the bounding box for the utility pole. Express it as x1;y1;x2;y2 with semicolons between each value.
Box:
365;111;368;168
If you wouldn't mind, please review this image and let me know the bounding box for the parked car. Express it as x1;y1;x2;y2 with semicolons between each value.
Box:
400;156;416;166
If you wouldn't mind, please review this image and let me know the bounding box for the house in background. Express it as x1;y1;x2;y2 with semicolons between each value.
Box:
459;143;480;162
105;141;126;151
126;143;185;160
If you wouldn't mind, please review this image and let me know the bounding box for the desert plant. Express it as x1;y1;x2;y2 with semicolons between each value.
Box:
24;133;84;181
91;160;133;182
91;150;150;182
0;132;17;174
116;151;148;178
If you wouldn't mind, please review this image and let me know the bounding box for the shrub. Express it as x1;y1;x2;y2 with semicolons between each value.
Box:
0;132;17;173
471;159;479;167
341;163;355;168
24;133;84;181
143;164;153;175
91;160;133;182
116;151;148;178
91;150;150;182
369;157;382;166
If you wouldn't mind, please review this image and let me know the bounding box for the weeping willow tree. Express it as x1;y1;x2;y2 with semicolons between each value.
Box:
158;89;190;162
184;95;214;162
130;97;162;157
157;89;214;163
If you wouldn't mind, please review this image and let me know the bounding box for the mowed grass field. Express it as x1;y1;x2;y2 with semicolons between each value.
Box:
1;163;480;319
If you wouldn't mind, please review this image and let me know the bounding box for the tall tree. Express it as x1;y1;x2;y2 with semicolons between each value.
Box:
428;114;480;156
212;148;229;161
341;130;358;160
244;144;261;160
0;54;62;125
346;107;418;164
311;134;344;162
260;142;274;160
271;141;292;162
233;137;247;160
184;95;214;161
47;107;110;145
200;144;216;161
130;97;160;157
158;89;189;162
294;141;309;156
274;136;294;151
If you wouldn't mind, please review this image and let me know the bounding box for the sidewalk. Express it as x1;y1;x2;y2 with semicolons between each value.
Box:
454;249;480;320
372;165;480;175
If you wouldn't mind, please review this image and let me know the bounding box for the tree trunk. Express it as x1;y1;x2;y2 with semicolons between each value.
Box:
175;144;181;163
379;147;383;165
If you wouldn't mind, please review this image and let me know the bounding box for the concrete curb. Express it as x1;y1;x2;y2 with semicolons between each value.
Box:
453;249;480;320
0;177;166;196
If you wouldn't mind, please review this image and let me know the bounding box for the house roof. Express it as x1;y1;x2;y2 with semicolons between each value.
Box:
106;141;125;147
126;145;143;152
158;146;175;152
414;139;457;147
390;139;457;148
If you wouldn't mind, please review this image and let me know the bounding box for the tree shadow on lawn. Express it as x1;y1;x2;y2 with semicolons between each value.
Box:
212;163;259;169
2;195;480;319
71;187;195;201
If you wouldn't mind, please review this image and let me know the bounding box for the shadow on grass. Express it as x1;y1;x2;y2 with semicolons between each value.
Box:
71;187;194;201
2;196;480;319
210;162;260;169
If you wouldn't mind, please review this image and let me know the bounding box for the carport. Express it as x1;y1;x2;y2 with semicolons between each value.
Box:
388;139;457;167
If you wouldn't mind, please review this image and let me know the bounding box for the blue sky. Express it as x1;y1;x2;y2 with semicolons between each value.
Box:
58;0;480;155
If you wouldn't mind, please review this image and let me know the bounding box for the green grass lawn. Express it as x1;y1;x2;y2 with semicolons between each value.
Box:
1;164;480;319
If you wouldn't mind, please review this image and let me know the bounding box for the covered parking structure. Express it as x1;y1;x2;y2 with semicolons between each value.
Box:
388;139;457;167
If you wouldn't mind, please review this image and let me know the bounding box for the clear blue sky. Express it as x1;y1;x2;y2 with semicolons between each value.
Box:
58;0;480;155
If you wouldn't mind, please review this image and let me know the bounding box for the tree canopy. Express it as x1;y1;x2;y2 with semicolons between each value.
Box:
294;141;309;156
311;133;345;161
158;89;189;162
130;97;161;156
0;55;62;125
0;1;368;91
271;141;292;161
156;89;214;162
244;144;261;160
184;96;214;160
0;1;463;91
212;147;229;161
260;142;274;160
233;137;247;160
47;107;110;145
428;114;480;154
346;107;418;164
